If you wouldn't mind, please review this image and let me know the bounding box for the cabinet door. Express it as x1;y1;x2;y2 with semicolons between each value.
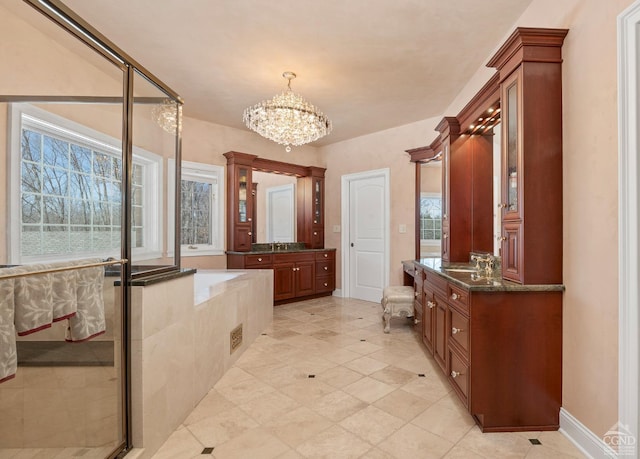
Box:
501;221;523;283
313;177;324;227
295;260;316;297
235;166;253;225
274;263;295;301
501;68;522;220
441;224;450;262
233;224;253;252
433;293;448;373
422;286;436;354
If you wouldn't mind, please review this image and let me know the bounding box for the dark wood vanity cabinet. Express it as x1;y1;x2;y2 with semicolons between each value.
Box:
413;263;563;431
227;249;336;304
488;28;567;284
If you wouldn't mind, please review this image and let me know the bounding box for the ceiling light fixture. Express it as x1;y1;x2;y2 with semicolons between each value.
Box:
152;98;182;134
243;72;332;152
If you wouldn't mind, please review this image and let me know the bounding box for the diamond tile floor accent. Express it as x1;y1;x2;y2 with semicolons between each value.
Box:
151;296;586;458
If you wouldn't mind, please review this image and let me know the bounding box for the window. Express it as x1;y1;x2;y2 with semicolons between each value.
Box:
9;104;162;263
420;193;442;242
168;161;224;256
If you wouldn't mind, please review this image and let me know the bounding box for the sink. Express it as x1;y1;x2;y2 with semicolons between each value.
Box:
444;268;477;273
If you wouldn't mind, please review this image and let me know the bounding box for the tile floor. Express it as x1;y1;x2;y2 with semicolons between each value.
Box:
150;296;586;459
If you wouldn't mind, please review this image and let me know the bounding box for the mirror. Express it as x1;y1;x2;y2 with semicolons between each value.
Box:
419;161;442;258
252;171;297;242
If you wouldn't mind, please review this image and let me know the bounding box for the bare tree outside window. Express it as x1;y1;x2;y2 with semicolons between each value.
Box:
19;125;141;258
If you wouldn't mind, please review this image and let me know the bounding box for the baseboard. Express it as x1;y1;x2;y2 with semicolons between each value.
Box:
560;408;618;459
332;289;343;298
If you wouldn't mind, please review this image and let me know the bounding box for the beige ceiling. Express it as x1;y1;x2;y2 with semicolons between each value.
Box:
62;0;532;146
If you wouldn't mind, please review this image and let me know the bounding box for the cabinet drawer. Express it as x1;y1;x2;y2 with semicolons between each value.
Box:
275;252;315;263
448;307;469;355
448;283;469;312
425;270;447;295
245;254;273;267
316;260;334;275
315;275;334;293
449;348;469;407
315;251;335;261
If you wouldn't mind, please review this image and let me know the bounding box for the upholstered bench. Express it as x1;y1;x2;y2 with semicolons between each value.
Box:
381;286;414;333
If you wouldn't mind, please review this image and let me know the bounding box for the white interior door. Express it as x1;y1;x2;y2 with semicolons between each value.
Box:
344;170;389;302
266;184;295;242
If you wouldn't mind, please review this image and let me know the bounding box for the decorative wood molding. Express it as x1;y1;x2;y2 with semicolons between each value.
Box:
457;73;500;133
487;27;569;81
223;151;322;177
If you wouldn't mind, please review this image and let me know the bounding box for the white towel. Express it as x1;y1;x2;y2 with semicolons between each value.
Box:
0;275;16;383
14;264;54;336
66;259;105;342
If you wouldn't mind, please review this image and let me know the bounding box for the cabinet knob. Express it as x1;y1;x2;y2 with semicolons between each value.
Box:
499;236;507;241
452;327;464;335
451;292;459;301
414;291;419;298
248;218;252;221
257;258;262;262
498;203;507;209
313;220;318;224
324;254;328;258
414;318;421;325
248;231;252;236
313;231;318;236
324;266;328;271
324;282;328;287
427;300;436;309
443;233;448;239
451;370;463;379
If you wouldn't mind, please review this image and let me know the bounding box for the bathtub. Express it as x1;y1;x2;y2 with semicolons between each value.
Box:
194;270;245;305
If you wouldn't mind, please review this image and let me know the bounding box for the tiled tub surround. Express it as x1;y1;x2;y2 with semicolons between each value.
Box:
130;269;273;459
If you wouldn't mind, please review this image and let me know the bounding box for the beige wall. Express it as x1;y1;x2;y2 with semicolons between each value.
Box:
319;117;440;289
316;0;630;439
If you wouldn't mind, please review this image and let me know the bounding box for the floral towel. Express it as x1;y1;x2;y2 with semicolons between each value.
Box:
66;259;105;342
14;264;54;336
0;277;16;383
49;261;78;322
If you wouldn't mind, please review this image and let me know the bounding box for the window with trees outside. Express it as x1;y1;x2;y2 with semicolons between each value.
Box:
420;193;442;242
169;161;224;256
10;104;162;263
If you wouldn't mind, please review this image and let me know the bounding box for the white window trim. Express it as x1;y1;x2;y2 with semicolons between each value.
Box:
167;159;225;257
419;192;442;244
7;102;163;264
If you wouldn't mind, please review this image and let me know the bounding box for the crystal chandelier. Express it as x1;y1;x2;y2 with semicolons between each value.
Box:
243;72;332;152
152;98;182;134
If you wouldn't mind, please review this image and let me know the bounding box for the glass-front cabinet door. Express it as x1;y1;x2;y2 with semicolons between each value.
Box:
502;68;521;219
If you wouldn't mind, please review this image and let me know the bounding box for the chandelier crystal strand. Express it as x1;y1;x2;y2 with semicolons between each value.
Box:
152;98;182;134
243;72;332;152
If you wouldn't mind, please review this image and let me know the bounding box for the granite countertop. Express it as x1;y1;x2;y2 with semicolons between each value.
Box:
227;247;337;255
408;258;565;292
